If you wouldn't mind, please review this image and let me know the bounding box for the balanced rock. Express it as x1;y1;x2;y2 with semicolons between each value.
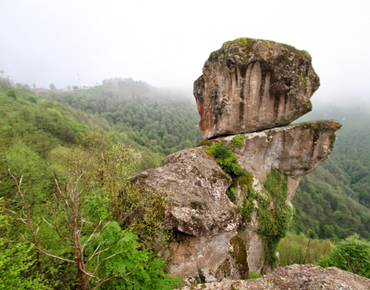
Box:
194;38;320;139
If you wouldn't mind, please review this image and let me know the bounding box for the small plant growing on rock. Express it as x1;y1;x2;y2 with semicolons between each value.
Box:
231;134;245;149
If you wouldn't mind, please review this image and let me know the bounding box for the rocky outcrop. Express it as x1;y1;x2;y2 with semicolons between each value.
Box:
129;37;342;285
131;120;341;283
194;38;320;139
215;120;342;203
179;264;370;290
131;147;240;237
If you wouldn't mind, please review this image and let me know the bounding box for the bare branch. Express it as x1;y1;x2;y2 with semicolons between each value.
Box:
18;232;76;264
41;216;73;242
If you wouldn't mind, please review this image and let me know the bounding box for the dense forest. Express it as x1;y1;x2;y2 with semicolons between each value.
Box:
290;105;370;240
1;77;370;287
40;78;202;161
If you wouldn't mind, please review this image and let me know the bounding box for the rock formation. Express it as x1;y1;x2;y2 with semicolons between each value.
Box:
194;38;320;139
130;37;341;285
178;264;370;290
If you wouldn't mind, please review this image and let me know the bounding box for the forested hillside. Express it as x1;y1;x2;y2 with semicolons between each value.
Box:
40;78;202;161
290;104;370;240
0;85;182;289
2;77;370;286
38;80;370;241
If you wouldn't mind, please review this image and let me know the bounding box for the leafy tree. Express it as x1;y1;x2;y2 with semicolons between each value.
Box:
2;134;178;289
278;232;334;266
0;198;51;290
49;84;56;91
318;234;370;278
6;89;16;100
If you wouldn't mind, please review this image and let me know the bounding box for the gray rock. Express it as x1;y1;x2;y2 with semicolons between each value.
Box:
179;264;370;290
131;147;241;237
194;38;320;139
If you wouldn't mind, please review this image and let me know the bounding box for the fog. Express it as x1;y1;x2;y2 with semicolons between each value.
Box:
1;0;369;104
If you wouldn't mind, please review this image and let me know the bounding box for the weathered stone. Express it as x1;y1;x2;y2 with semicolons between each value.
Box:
130;147;241;237
179;264;370;290
131;120;341;283
194;38;320;139
170;231;238;284
189;119;341;278
215;120;342;203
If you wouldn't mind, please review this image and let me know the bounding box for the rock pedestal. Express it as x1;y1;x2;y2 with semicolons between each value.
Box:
129;38;341;285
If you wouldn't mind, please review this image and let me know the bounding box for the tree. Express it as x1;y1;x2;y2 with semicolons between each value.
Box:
0;70;4;78
319;234;370;278
49;84;56;91
0;198;51;290
6;89;16;100
23;84;31;91
3;135;178;289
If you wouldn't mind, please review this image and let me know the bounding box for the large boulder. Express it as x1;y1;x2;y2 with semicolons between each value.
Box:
194;38;320;139
130;147;241;237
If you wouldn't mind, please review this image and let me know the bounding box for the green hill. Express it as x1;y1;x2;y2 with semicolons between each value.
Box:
291;104;370;240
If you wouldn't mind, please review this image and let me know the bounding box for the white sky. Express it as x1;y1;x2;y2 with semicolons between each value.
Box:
1;0;369;104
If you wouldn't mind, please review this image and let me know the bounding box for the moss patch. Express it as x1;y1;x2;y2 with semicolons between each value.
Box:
230;236;249;278
256;167;292;268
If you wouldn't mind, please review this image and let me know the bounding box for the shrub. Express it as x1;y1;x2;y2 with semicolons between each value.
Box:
6;89;16;100
318;234;370;278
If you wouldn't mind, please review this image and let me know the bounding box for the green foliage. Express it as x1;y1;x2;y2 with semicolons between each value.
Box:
231;134;245;149
292;105;370;240
6;89;16;100
318;235;370;277
277;232;334;266
0;199;51;290
206;140;246;179
247;271;262;279
85;223;182;290
238;173;256;222
40;78;203;168
318;234;370;278
256;168;292;268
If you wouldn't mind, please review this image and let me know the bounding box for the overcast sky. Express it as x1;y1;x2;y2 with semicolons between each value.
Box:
1;0;369;105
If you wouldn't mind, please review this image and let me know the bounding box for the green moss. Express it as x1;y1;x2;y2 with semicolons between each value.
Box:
305;101;312;110
230;236;249;278
231;134;245;149
256;167;292;268
196;140;213;147
301;121;312;127
223;37;255;53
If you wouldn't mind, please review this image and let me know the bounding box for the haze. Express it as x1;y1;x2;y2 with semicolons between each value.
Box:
1;0;369;105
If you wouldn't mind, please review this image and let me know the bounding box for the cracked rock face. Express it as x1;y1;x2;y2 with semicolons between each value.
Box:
194;38;320;139
130;147;241;237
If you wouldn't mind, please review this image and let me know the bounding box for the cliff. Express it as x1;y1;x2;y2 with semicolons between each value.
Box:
130;38;342;285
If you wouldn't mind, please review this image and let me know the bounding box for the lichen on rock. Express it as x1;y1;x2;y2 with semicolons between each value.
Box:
194;37;320;139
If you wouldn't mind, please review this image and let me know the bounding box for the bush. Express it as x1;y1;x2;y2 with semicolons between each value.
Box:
318;234;370;278
6;89;16;100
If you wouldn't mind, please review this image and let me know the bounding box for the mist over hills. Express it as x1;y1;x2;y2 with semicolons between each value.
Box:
38;79;370;240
